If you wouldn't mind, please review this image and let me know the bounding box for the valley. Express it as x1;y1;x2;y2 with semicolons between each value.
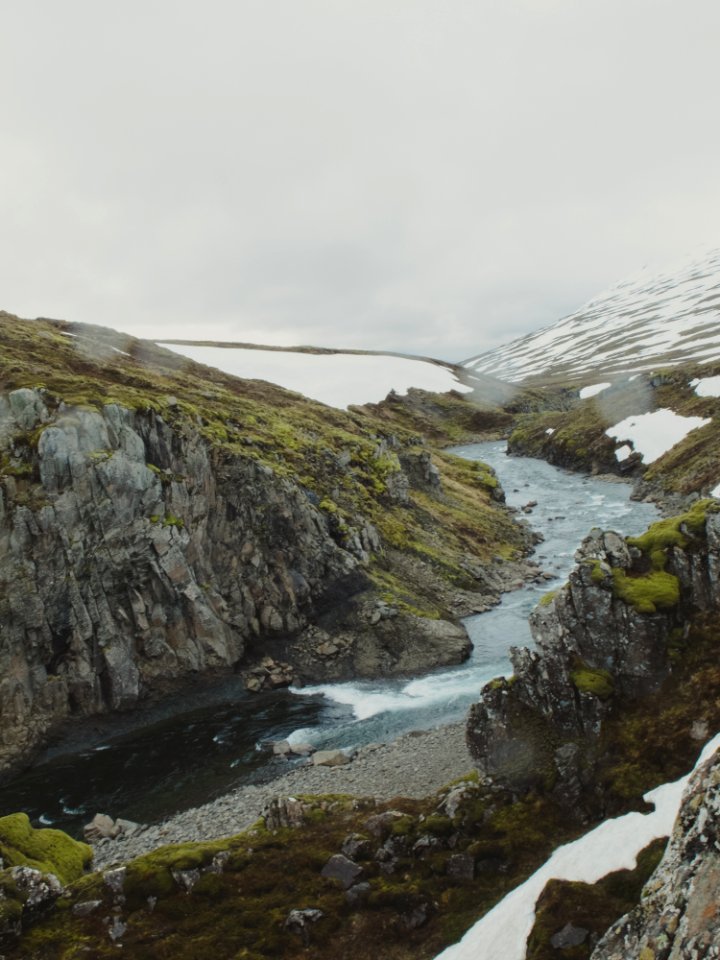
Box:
3;246;720;958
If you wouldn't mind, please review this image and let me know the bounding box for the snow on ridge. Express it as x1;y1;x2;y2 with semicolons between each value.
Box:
465;248;720;382
579;382;611;400
163;344;471;409
605;409;711;465
434;734;720;960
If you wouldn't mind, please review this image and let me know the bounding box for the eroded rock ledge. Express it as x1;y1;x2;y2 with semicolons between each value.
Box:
467;501;720;815
0;374;524;773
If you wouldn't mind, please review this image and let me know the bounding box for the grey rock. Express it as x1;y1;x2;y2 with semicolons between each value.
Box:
84;813;120;842
72;900;103;917
551;923;589;948
285;908;324;944
312;749;351;767
263;797;307;830
320;854;363;889
591;746;720;960
10;866;64;910
341;834;373;861
345;881;371;907
446;853;475;882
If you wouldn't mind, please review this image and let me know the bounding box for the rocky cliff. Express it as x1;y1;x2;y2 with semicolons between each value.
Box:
466;500;720;814
591;744;720;960
0;314;529;772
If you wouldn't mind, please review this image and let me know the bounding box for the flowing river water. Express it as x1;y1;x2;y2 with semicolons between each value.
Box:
0;443;659;836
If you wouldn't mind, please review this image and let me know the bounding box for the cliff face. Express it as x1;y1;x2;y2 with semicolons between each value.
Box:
0;316;530;772
0;389;368;769
466;503;720;811
591;745;720;960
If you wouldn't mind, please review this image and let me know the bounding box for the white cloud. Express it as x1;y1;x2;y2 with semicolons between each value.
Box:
2;1;720;359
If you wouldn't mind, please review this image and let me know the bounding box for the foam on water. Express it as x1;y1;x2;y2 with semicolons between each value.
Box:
290;442;659;739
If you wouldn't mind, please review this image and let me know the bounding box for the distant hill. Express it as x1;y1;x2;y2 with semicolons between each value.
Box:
464;249;720;384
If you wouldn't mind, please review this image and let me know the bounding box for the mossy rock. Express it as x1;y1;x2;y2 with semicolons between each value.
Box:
570;665;615;700
626;499;719;556
610;568;680;614
0;813;92;886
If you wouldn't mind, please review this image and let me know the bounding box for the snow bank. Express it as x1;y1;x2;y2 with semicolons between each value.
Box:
606;409;711;464
163;344;470;409
691;375;720;398
434;734;720;960
579;382;611;400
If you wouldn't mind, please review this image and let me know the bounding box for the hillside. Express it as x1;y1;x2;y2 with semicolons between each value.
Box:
464;248;720;385
0;311;531;772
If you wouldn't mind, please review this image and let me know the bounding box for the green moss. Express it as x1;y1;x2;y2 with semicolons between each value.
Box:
627;499;719;555
539;589;557;607
570;666;614;700
162;513;185;528
0;813;92;885
611;568;680;614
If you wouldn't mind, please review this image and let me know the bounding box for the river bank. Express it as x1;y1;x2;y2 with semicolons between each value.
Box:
91;720;472;869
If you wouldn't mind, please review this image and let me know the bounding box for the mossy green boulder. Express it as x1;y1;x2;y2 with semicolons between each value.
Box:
0;813;92;885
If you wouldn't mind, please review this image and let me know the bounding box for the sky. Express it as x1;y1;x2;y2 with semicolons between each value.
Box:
2;0;720;363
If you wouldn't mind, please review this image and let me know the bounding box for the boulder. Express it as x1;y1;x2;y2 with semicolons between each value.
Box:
312;749;351;767
321;854;363;890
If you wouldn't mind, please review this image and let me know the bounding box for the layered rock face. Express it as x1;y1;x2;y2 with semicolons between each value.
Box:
466;507;720;808
0;389;385;770
591;745;720;960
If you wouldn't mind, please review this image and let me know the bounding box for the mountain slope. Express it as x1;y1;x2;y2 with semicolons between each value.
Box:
0;312;529;771
465;249;720;384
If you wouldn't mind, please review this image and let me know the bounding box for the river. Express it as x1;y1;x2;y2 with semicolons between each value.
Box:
0;443;659;836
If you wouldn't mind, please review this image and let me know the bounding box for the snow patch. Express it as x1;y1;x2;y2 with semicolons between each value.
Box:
692;375;720;398
605;409;711;465
545;428;555;436
163;345;470;409
579;382;611;400
711;482;720;498
434;734;720;960
614;444;632;462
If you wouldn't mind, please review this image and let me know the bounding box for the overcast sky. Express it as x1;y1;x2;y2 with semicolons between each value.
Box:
2;1;719;362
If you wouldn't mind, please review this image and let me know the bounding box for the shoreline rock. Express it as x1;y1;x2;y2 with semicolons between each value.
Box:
90;721;474;870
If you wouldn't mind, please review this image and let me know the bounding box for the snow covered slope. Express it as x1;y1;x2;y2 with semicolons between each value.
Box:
465;249;720;384
162;344;475;409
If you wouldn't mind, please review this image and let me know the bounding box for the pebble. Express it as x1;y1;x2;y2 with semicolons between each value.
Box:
92;722;474;869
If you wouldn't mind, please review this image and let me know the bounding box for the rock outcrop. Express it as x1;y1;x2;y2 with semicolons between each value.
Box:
466;503;720;810
591;745;720;960
0;314;532;773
